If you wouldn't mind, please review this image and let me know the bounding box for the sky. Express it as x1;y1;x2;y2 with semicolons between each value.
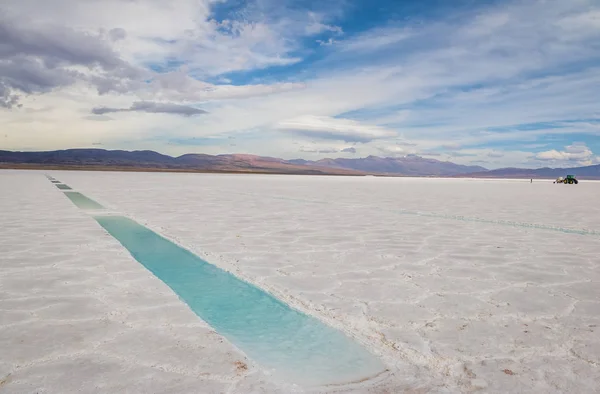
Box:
1;0;599;169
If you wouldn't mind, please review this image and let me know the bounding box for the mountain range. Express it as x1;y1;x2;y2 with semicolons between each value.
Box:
289;155;486;176
1;149;599;179
458;165;600;179
0;149;357;175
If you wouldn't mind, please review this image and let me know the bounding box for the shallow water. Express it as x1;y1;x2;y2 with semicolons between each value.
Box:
63;192;104;209
55;184;72;190
94;215;385;386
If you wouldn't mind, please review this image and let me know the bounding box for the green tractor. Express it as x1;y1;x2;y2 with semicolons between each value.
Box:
554;175;578;184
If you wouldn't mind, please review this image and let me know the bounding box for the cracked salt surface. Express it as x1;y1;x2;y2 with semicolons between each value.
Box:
2;170;600;393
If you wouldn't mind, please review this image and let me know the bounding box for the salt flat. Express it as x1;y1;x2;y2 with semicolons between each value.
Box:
1;170;599;393
0;171;285;394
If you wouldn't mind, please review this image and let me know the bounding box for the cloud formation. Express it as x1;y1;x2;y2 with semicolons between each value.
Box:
535;143;599;166
0;15;145;107
376;145;418;157
150;70;306;101
276;115;396;142
300;145;356;154
0;0;310;108
92;102;207;117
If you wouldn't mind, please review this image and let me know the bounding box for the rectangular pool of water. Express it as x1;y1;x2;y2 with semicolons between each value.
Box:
55;184;72;190
94;215;385;387
51;180;61;183
63;192;104;209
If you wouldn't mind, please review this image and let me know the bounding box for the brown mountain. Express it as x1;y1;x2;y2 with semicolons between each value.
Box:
0;149;362;175
0;149;489;176
175;153;361;174
288;155;487;176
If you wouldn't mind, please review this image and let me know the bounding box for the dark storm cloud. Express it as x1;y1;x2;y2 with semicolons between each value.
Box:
91;101;208;116
0;17;145;108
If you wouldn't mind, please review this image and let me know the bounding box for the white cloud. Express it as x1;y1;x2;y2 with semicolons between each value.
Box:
535;143;600;165
148;70;306;101
441;143;462;151
376;145;418;157
556;9;600;38
487;151;505;158
305;12;343;35
167;19;303;76
316;38;337;46
299;145;355;154
276;115;397;142
0;0;304;93
337;27;412;52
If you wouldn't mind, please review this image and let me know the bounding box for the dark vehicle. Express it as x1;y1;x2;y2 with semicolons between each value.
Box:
554;175;578;184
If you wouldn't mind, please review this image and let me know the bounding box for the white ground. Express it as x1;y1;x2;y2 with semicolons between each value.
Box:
1;170;599;393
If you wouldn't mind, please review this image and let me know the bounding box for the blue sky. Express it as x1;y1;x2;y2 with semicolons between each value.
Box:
1;0;599;169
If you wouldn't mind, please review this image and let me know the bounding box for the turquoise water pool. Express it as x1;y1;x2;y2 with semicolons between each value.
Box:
63;192;104;209
94;215;385;386
55;184;72;190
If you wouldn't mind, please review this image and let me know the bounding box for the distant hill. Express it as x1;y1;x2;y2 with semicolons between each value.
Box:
0;149;487;176
289;155;487;176
0;149;362;175
3;149;599;179
461;164;600;180
0;149;174;166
